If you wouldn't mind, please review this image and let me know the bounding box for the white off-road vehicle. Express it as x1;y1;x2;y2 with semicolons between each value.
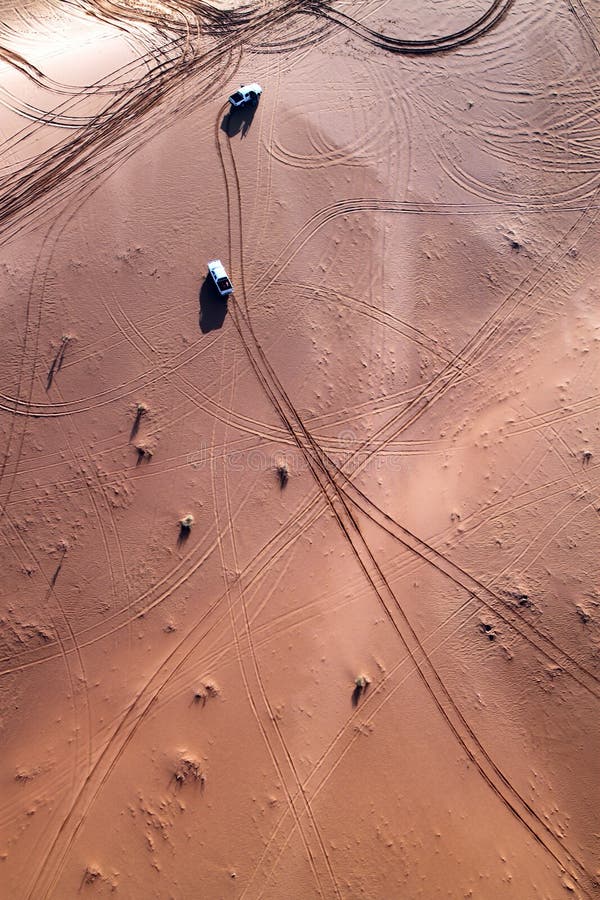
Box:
228;83;263;108
207;259;233;296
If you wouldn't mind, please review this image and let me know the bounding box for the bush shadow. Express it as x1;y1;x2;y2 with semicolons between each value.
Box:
177;523;192;548
351;680;369;707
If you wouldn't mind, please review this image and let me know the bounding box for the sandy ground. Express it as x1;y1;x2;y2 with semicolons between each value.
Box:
1;0;600;897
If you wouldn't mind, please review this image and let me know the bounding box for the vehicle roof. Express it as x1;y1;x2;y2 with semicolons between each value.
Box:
239;83;262;93
208;259;227;277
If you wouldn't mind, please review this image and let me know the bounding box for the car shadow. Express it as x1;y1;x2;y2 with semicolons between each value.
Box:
199;277;228;333
221;104;257;140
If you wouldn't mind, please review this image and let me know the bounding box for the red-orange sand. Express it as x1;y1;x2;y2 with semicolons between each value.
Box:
1;1;600;897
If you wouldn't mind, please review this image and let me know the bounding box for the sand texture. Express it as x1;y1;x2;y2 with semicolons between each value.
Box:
1;0;600;897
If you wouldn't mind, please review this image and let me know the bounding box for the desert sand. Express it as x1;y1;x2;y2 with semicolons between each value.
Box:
1;0;600;897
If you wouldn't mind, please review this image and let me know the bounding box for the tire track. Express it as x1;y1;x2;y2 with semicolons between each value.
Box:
212;351;339;898
308;0;514;55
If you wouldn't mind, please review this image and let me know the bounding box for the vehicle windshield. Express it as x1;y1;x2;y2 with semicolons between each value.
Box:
230;92;244;103
217;277;231;290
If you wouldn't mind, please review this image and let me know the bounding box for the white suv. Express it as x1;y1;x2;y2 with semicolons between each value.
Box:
207;259;233;296
228;83;263;108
